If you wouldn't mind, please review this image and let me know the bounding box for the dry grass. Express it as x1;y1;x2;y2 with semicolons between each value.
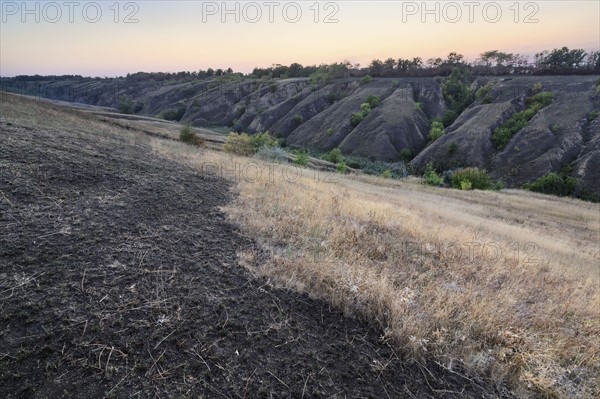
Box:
3;92;599;397
151;138;599;398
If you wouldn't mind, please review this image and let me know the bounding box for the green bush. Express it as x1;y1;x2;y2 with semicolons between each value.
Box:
292;114;304;125
293;150;309;166
360;102;372;114
460;180;472;190
326;127;334;136
336;161;347;174
441;110;459;127
450;167;492;190
223;132;255;156
254;146;288;163
476;83;494;100
428;120;445;141
249;132;278;149
588;111;599;122
118;95;133;114
398;148;413;162
492;91;553;150
345;156;407;178
447;141;458;155
423;162;443;186
351;112;365;127
415;102;422;110
163;106;186;121
381;170;392;179
524;172;578;197
327;148;344;164
360;75;373;85
526;91;553;108
365;95;380;108
179;124;204;146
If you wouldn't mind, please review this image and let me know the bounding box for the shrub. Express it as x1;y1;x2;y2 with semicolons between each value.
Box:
526;91;553;108
365;94;380;108
398;148;413;162
588;111;599;122
459;180;472;190
345;156;408;178
351;112;365;127
163;106;186;121
326;127;334;136
224;132;254;156
423;162;443;186
596;77;600;93
476;83;494;100
524;172;578;196
492;91;553;150
428;120;445;141
532;82;543;94
118;95;133;114
415;102;422;110
391;80;399;87
450;167;492;190
179;124;204;146
447;141;458;155
336;161;347;174
360;102;372;114
293;150;309;166
327;148;344;164
249;132;278;149
132;101;144;114
381;170;392;179
292;114;304;125
441;109;458;127
254;146;288;163
360;75;373;85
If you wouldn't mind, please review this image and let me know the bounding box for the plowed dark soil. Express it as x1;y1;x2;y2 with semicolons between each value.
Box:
0;101;501;398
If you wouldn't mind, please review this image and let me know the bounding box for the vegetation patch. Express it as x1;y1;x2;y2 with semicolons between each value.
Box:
179;124;204;146
428;120;445;141
492;91;554;150
450;167;493;190
162;105;186;121
422;162;443;186
524;172;578;197
224;131;278;156
350;95;381;127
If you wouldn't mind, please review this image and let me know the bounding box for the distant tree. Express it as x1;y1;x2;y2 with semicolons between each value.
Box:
426;57;443;68
206;68;215;77
288;63;304;78
535;47;587;72
445;52;465;66
383;58;396;76
369;59;384;77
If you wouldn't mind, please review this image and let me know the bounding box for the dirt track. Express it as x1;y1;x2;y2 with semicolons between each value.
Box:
0;105;499;398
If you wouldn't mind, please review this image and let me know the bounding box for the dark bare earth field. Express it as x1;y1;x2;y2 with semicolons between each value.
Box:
0;100;502;398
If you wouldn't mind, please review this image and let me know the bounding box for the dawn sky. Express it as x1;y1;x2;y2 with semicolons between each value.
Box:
1;0;598;76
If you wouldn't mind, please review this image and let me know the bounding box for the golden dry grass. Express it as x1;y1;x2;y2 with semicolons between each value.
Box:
151;138;599;398
3;92;599;398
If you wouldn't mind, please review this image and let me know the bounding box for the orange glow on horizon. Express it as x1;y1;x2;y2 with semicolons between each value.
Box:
1;1;598;76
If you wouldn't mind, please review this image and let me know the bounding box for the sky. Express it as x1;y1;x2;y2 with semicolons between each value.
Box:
1;0;599;77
